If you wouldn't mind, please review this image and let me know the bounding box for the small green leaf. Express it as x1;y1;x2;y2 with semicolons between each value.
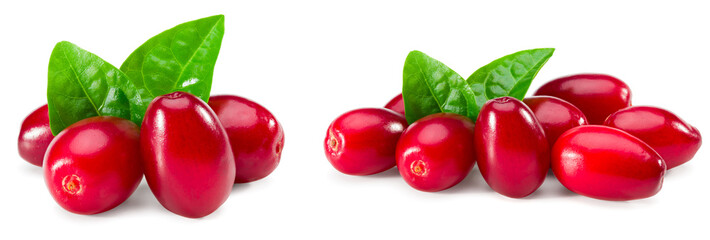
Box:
466;48;554;120
120;14;225;124
402;51;473;124
47;41;143;135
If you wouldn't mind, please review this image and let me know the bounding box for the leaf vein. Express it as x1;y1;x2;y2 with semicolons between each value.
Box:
172;16;223;91
61;47;101;116
414;56;444;113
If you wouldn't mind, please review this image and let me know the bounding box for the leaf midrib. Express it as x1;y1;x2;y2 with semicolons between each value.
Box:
62;47;101;117
506;55;548;97
474;51;550;102
169;16;223;94
413;55;445;113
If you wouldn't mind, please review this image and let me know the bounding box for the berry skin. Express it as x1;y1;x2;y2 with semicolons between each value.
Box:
397;113;476;192
325;108;407;176
474;97;549;198
209;95;284;183
605;106;701;169
523;96;588;147
43;116;142;215
141;92;235;218
535;73;631;124
384;93;405;115
552;125;666;201
18;104;54;167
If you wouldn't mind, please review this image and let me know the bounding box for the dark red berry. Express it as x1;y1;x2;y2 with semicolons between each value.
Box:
141;92;235;218
396;113;476;192
44;116;142;215
535;74;631;124
523;96;588;146
384;93;405;115
552;125;666;201
209;95;284;183
18;104;54;167
605;106;701;169
324;108;407;175
475;97;549;198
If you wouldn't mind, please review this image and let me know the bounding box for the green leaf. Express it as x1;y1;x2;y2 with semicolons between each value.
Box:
120;14;225;124
402;51;474;124
466;48;554;120
47;41;143;135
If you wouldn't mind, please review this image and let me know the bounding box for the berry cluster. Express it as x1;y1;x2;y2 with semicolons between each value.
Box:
324;74;701;201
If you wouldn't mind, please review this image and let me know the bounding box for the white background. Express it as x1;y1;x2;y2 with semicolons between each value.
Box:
1;0;708;239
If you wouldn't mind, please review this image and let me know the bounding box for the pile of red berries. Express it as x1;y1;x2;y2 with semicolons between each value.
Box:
18;92;284;217
324;74;701;201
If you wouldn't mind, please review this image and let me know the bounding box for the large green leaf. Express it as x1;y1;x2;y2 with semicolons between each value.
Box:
402;51;473;124
120;14;225;123
47;41;143;135
466;48;554;120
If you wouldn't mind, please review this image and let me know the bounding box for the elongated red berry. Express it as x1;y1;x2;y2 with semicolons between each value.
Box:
475;97;549;198
605;106;701;169
141;92;235;218
552;125;666;201
535;74;631;124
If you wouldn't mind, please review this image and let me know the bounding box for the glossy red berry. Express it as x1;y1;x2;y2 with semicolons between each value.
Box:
605;106;701;169
43;116;142;215
552;125;666;201
18;104;54;167
384;93;405;115
209;95;284;183
396;113;476;192
325;108;407;175
535;73;631;124
141;92;235;218
474;97;549;198
523;96;588;146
